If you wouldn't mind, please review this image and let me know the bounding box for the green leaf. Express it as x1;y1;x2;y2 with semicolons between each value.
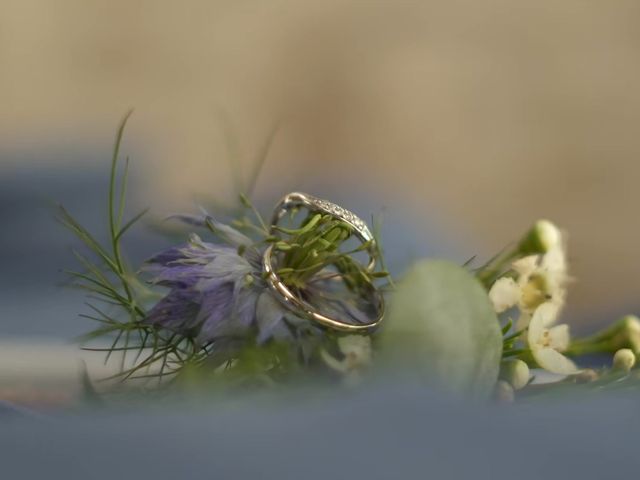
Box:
381;260;502;399
114;207;149;242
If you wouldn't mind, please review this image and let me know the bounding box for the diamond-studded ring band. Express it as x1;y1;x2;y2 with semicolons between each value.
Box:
262;192;383;332
268;192;376;272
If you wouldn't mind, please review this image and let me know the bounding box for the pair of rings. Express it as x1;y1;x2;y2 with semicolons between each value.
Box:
262;192;385;333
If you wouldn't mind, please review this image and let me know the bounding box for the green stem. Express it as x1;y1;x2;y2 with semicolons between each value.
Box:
477;247;519;288
565;339;613;357
108;110;136;316
565;316;640;357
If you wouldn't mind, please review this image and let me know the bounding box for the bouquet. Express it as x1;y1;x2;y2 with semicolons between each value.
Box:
60;113;640;403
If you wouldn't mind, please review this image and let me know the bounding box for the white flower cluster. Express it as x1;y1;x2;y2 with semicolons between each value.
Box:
489;220;579;375
321;335;372;386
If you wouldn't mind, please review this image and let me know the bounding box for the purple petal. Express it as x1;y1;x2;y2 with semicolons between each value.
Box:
195;283;235;343
166;213;209;228
168;214;254;249
146;263;210;289
234;286;260;329
144;289;200;331
255;292;292;343
303;283;376;325
144;244;189;266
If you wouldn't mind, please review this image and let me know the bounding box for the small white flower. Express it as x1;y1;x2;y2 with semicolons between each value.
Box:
337;335;372;367
613;348;636;372
520;244;568;312
488;226;569;330
527;302;579;375
321;335;372;386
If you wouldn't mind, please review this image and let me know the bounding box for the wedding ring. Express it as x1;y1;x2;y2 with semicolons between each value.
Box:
262;192;385;332
268;192;377;271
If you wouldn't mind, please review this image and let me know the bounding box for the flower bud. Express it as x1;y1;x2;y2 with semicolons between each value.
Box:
517;220;561;256
613;348;636;372
619;315;640;353
493;380;515;404
499;359;530;390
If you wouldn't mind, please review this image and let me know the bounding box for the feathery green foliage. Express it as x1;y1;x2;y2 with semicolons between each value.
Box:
59;111;205;384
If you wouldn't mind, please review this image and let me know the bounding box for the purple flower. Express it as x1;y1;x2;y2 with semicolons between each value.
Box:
144;231;285;344
143;216;373;355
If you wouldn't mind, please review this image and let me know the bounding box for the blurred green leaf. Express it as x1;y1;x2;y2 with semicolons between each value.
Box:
382;260;502;399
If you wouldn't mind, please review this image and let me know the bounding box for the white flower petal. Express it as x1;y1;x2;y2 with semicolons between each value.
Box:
527;302;560;344
320;350;348;373
537;235;568;305
548;324;570;351
488;277;520;313
338;335;371;357
512;256;538;278
539;302;561;328
532;346;579;375
541;244;566;273
337;335;372;369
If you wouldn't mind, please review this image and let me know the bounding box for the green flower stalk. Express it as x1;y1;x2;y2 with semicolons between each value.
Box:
566;315;640;357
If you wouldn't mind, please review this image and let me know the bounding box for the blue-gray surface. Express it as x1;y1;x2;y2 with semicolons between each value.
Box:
0;162;172;337
0;385;638;479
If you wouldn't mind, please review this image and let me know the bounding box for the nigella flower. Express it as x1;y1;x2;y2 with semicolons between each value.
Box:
142;216;307;348
143;213;375;362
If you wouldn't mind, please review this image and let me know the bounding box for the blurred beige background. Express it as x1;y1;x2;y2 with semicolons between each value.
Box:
1;0;639;327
